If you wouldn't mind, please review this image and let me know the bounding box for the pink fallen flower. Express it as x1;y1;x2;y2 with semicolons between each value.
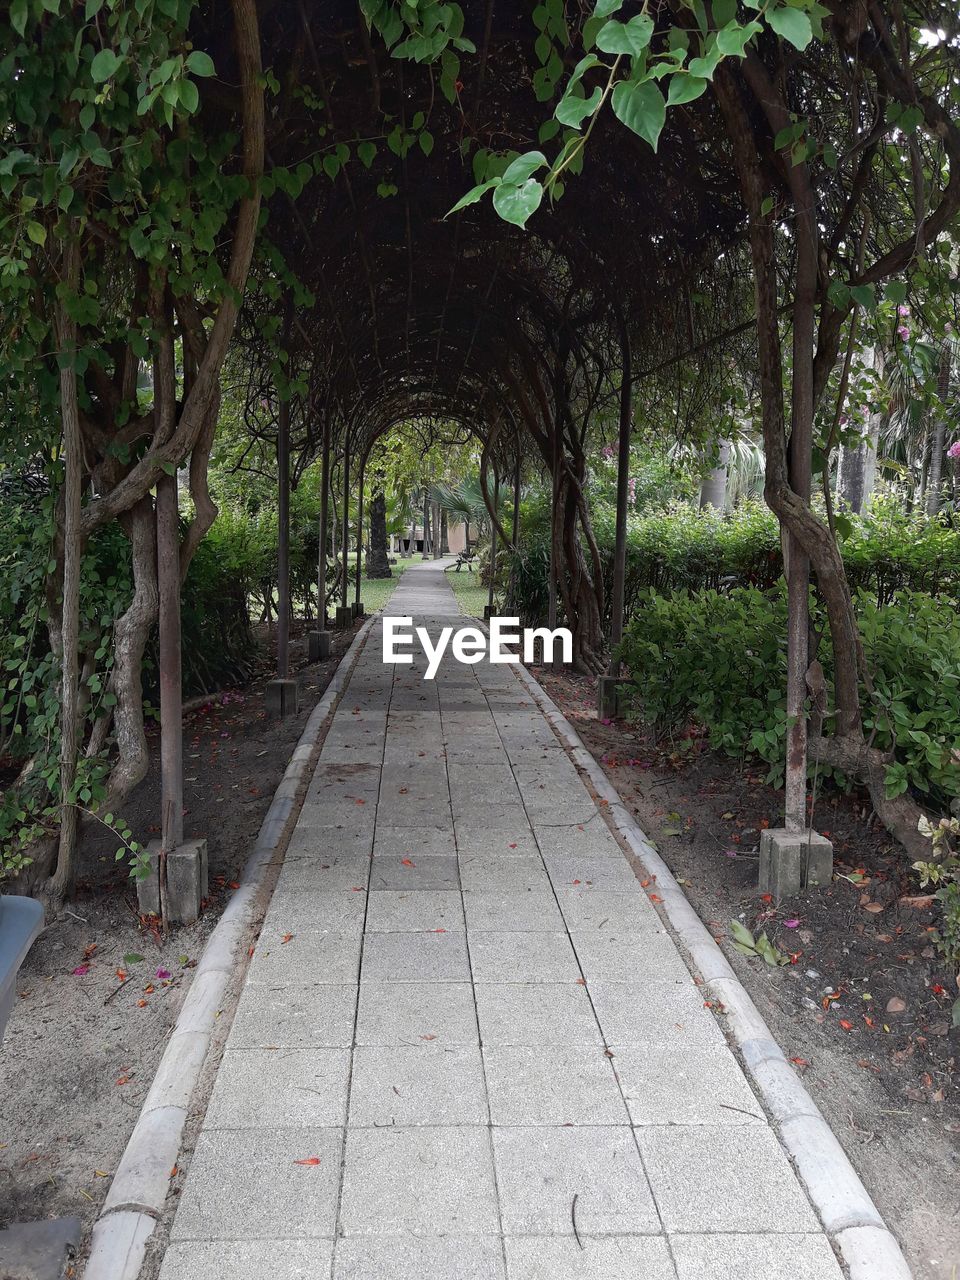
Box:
783;918;800;929
72;964;90;976
156;967;172;980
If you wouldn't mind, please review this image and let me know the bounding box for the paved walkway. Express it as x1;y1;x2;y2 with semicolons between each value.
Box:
159;561;844;1280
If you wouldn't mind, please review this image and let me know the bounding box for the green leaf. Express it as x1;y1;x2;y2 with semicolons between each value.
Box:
500;150;548;185
666;74;707;106
358;140;377;168
715;19;762;56
595;13;655;56
123;953;145;965
26;221;47;246
884;280;907;304
446;178;499;216
730;919;755;948
10;0;28;35
765;5;813;50
611;79;666;151
91;48;122;83
492;177;543;228
555;84;603;128
849;283;876;310
594;0;624;16
179;78;200;113
186;50;216;77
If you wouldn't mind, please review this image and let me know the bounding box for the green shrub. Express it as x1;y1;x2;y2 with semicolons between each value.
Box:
508;497;960;629
617;585;960;806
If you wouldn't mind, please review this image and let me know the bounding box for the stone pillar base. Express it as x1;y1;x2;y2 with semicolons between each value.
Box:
308;630;332;662
483;605;496;621
597;675;626;719
136;838;209;925
759;827;834;899
352;599;364;618
335;605;353;629
266;677;300;718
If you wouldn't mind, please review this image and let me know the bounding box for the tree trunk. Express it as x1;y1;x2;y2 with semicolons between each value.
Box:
609;321;632;675
925;344;952;516
837;348;882;513
432;500;442;559
715;63;929;854
440;508;449;555
276;397;291;677
699;438;730;511
365;490;392;577
48;237;83;908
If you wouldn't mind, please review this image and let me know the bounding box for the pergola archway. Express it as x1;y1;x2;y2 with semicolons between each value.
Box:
15;0;959;900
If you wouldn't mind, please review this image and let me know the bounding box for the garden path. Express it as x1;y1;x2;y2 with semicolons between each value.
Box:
157;560;844;1280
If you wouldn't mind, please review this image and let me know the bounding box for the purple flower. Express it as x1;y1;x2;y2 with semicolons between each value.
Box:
156;967;172;980
897;325;910;341
72;964;90;976
948;441;960;460
897;305;910;317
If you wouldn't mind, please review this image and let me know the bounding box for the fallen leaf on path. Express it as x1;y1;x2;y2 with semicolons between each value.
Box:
293;1157;322;1166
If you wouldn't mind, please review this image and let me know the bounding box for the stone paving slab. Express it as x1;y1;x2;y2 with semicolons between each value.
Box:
160;561;848;1280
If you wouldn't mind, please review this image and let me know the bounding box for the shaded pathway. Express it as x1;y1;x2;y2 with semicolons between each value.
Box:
159;561;843;1280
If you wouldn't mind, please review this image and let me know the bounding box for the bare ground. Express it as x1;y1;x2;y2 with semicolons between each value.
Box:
538;665;960;1280
0;622;359;1258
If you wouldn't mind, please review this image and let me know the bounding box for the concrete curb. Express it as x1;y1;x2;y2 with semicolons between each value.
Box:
511;660;912;1280
85;616;377;1280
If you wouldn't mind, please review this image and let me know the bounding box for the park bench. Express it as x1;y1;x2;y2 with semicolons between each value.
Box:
445;550;476;572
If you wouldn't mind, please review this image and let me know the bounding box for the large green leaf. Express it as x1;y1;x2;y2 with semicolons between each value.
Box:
91;48;121;83
493;177;544;227
666;74;707;106
766;6;813;50
555;85;603;129
501;150;548;185
611;79;666;151
595;13;655;57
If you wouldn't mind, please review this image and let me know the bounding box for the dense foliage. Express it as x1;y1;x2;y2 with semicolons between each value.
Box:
618;583;960;809
508;497;960;625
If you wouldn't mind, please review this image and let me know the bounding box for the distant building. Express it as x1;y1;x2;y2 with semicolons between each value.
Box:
391;518;471;555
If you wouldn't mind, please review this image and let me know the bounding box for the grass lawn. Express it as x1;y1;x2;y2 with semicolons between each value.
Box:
358;558;409;613
445;565;490;618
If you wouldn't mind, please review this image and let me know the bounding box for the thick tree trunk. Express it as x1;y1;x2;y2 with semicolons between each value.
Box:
365;490;392;578
699;439;730;511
